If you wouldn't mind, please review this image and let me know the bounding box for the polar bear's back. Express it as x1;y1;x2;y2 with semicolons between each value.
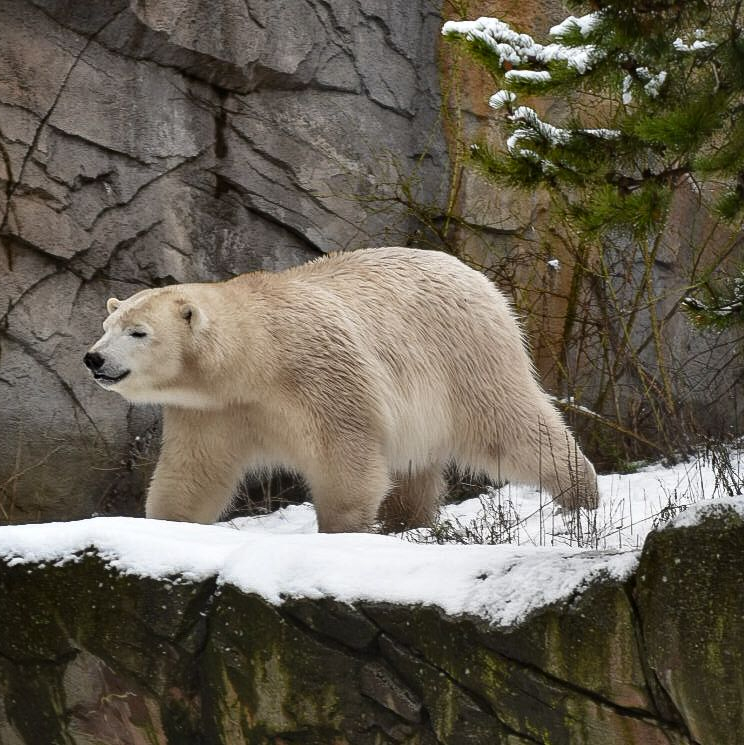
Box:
286;247;528;373
264;247;540;470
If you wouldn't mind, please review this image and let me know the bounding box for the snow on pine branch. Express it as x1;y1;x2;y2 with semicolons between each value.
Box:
549;14;602;39
508;106;570;149
621;67;669;106
505;70;552;83
505;106;620;159
444;12;702;110
673;29;715;53
683;275;744;325
489;90;517;109
638;68;668;98
442;15;603;77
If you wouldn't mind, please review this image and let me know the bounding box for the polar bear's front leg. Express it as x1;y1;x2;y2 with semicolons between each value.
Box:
146;407;246;523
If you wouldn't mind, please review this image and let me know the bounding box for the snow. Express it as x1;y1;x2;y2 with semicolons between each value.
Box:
622;75;633;105
0;507;635;628
673;36;715;53
489;90;516;110
1;453;742;627
430;452;744;555
505;106;619;158
444;11;709;118
509;106;570;148
505;70;551;83
442;16;601;76
549;14;601;39
637;67;667;98
442;17;533;67
537;42;598;75
683;293;743;318
663;496;744;529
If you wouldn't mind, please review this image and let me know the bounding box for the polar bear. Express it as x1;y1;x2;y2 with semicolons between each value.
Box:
84;247;598;531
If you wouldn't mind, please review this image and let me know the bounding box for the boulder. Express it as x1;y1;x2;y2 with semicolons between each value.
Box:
636;501;744;745
3;503;742;743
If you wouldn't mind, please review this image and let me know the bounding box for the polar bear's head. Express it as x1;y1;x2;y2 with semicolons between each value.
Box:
84;288;208;404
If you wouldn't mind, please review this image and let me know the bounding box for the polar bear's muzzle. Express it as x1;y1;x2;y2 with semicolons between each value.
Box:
84;351;130;387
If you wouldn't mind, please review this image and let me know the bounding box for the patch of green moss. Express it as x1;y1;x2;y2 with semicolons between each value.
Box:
0;552;213;743
203;590;354;742
637;510;744;745
366;597;674;745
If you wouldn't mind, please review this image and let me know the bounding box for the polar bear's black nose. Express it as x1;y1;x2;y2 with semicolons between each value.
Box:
84;351;104;371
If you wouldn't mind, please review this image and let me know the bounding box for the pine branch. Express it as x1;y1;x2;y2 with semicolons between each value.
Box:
444;2;744;329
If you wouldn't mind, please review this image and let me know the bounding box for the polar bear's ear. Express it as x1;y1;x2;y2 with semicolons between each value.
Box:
106;297;121;314
180;302;207;332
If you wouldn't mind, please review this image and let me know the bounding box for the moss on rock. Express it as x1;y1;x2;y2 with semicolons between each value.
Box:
636;506;744;745
2;507;742;744
0;552;210;744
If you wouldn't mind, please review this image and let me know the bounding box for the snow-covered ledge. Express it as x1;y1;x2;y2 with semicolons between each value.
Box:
0;499;742;744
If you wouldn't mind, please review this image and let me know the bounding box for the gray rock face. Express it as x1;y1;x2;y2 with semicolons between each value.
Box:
3;504;742;743
0;0;449;521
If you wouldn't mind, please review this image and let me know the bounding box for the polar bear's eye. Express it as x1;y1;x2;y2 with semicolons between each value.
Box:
130;330;147;339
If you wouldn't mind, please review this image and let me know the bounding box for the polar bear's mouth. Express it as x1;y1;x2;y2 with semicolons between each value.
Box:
94;370;130;385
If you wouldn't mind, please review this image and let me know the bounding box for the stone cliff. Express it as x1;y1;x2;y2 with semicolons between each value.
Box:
0;0;449;521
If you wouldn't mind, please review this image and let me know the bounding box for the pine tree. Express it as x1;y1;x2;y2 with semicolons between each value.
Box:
443;1;744;327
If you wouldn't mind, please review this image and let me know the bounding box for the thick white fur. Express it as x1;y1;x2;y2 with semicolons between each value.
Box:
87;247;598;531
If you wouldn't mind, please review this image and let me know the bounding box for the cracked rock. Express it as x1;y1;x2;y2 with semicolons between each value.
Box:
360;661;422;723
0;0;448;521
